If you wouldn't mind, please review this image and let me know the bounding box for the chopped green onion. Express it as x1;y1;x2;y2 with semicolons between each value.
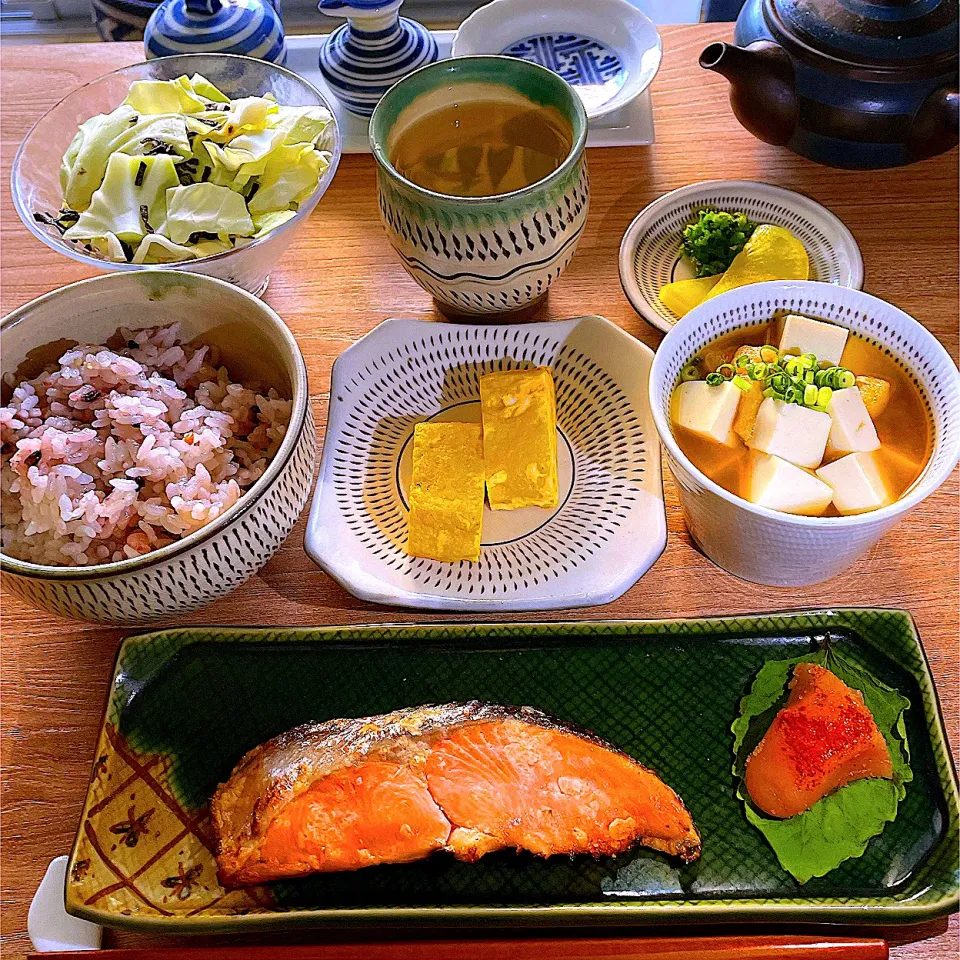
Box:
838;370;855;388
801;353;818;369
715;363;736;380
817;385;833;407
734;353;751;371
803;370;815;384
763;387;776;399
803;384;819;406
760;345;779;363
681;364;700;382
748;363;767;381
732;374;752;392
705;372;725;386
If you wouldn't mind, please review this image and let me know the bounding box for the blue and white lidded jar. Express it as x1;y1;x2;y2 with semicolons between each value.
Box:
318;0;438;118
145;0;287;65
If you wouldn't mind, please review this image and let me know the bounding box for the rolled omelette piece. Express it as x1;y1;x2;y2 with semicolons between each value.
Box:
211;702;702;886
480;367;559;510
406;421;485;562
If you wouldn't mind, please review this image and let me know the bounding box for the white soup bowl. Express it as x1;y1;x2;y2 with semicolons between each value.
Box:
649;280;960;587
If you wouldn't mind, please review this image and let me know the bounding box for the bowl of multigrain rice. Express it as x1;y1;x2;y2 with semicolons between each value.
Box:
0;271;314;624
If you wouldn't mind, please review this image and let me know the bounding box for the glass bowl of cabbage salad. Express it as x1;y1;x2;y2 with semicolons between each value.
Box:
12;54;341;296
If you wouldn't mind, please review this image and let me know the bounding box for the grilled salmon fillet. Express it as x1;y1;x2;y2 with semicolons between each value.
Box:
211;702;700;886
745;663;893;819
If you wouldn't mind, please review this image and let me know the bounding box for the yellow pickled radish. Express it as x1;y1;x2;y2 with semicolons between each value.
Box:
704;225;809;301
658;275;721;317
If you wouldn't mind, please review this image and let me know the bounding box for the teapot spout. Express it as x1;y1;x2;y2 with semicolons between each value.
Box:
700;40;798;147
699;41;752;83
910;86;959;162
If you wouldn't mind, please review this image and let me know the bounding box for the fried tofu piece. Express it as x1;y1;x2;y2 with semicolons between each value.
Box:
733;379;766;444
480;368;559;510
856;376;891;418
406;422;485;562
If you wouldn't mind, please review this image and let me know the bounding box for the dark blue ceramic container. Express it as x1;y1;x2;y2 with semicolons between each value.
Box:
701;0;959;169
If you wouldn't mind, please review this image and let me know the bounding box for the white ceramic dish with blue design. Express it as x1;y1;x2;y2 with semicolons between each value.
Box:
619;180;865;334
306;315;666;611
451;0;662;121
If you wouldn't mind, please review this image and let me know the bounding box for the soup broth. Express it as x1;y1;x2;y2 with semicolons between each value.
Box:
389;98;573;198
671;320;932;517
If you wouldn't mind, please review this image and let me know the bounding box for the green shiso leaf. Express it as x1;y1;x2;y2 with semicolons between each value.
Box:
732;647;912;884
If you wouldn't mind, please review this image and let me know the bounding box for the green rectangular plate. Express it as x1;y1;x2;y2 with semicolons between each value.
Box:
66;610;959;932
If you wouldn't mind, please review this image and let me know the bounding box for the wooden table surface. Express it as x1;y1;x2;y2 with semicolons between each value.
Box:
1;25;957;960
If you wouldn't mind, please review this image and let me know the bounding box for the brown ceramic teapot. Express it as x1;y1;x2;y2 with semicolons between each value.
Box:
701;0;959;169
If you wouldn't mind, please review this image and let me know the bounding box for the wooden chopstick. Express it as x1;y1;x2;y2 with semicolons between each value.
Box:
28;935;889;959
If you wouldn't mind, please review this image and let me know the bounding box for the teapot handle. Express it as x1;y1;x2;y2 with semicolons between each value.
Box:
910;84;959;162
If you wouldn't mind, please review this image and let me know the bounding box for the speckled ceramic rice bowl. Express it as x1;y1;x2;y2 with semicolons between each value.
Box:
0;272;315;624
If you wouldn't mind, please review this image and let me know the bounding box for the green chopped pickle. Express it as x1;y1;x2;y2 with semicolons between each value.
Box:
731;646;912;884
50;74;334;263
681;208;758;277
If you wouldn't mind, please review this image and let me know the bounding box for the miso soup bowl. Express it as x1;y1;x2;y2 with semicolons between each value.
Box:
369;56;589;316
0;272;315;624
649;280;960;587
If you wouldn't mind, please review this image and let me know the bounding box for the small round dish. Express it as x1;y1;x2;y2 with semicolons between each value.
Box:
451;0;661;121
619;180;864;333
1;272;316;625
11;53;342;297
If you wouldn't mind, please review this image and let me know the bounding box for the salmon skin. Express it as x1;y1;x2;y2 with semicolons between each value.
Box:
745;663;894;819
211;701;701;887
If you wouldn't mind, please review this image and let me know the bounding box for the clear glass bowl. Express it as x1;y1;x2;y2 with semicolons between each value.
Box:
11;53;342;296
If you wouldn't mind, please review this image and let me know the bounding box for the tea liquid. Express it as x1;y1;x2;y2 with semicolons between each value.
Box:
389;98;573;198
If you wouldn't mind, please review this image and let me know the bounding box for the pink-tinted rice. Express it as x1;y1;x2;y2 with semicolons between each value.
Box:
1;323;290;566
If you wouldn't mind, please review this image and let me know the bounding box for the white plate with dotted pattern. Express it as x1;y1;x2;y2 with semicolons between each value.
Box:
306;316;666;610
618;180;864;334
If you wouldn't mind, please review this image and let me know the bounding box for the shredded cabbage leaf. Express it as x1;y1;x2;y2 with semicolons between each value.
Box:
64;153;180;244
165;183;254;245
731;647;912;884
47;74;334;263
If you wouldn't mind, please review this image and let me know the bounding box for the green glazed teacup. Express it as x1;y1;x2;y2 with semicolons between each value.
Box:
369;55;589;316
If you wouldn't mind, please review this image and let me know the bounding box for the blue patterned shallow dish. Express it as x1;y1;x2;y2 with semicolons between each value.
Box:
451;0;662;121
504;34;626;111
305;315;665;611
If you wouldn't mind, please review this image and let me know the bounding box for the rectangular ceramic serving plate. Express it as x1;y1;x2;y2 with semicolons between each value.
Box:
66;611;959;933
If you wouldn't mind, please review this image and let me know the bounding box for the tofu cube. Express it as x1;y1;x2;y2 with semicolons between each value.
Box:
826;386;880;456
816;452;891;515
747;452;834;516
779;314;849;365
749;397;831;468
674;380;741;447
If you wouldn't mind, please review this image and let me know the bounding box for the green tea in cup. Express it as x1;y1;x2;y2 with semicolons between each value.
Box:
370;56;589;316
388;96;574;198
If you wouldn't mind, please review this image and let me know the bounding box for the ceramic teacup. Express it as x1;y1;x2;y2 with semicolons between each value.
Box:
369;55;589;316
649;280;960;587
